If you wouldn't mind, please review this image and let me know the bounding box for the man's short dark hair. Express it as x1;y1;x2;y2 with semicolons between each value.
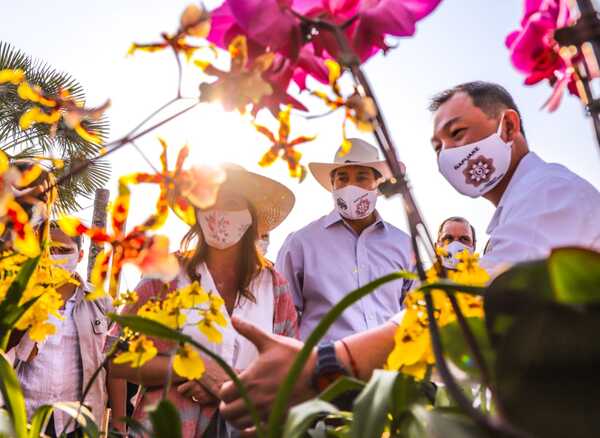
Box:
50;221;82;250
428;81;525;137
437;216;476;248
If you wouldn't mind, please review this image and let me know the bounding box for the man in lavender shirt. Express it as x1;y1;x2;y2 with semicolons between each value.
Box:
276;138;415;342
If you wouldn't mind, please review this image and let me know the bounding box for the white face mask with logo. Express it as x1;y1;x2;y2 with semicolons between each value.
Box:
438;114;512;198
197;209;253;250
333;185;377;220
441;241;474;270
51;250;79;273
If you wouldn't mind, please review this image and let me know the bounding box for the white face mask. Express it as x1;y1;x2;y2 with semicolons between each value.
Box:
333;185;377;220
51;250;79;273
438;115;512;198
441;241;473;270
198;209;253;250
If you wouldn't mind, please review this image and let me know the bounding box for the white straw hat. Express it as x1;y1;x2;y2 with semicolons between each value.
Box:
308;138;403;192
218;163;295;234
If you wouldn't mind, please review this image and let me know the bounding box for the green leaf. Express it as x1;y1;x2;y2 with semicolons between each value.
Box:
52;402;98;438
149;400;182;438
28;405;53;438
0;256;39;312
494;304;600;438
283;399;339;438
351;370;400;438
318;377;365;403
439;318;495;380
0;351;27;438
486;258;552;299
410;406;486;438
0;296;41;329
109;314;189;344
549;247;600;304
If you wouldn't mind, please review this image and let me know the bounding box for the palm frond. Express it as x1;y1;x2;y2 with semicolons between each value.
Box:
0;41;112;214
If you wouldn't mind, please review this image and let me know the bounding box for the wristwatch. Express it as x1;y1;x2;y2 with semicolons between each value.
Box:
311;341;349;392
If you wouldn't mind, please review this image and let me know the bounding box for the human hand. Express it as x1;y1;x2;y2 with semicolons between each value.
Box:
218;317;316;430
177;380;217;405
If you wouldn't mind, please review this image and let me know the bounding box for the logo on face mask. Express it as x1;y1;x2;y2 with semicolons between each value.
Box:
463;155;496;187
336;197;348;212
355;195;371;216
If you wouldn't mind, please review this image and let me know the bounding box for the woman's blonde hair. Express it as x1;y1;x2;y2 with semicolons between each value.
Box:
179;202;270;303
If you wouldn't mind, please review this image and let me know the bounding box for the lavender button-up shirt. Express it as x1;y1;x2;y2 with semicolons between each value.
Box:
276;210;415;342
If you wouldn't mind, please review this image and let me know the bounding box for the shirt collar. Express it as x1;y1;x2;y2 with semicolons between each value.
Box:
322;209;386;230
486;152;544;234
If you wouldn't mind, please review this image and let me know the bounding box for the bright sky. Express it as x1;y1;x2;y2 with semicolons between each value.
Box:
2;0;599;290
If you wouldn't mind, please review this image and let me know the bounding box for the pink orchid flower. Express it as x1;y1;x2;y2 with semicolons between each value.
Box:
506;0;577;111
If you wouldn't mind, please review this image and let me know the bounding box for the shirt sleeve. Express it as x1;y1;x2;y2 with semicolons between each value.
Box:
275;233;304;312
481;178;595;274
271;269;300;339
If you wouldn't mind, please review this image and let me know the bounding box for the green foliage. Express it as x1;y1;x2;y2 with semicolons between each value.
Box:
0;352;27;438
149;400;182;438
283;400;339;438
0;41;110;213
485;247;600;438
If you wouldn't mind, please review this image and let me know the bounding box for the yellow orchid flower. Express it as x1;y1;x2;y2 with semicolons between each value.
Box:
0;68;25;85
173;343;206;380
113;335;158;368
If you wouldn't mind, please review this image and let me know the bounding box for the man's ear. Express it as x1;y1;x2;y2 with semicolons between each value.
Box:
502;109;521;142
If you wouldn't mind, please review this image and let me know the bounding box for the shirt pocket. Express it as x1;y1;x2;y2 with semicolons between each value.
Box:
91;317;108;335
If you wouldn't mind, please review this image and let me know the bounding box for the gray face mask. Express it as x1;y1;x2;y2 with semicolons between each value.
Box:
441;241;474;270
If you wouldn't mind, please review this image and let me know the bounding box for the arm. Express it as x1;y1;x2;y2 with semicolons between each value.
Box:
218;318;397;429
107;376;127;435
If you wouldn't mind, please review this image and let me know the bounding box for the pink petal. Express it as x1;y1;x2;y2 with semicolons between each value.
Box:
542;76;567;112
206;2;237;49
228;0;302;56
353;0;442;61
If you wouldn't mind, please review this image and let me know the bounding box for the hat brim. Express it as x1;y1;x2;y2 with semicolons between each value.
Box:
218;167;295;234
308;160;397;192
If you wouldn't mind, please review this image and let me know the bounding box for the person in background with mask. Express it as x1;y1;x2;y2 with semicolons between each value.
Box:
436;216;476;270
276;138;414;343
12;222;114;438
109;164;298;438
431;81;600;272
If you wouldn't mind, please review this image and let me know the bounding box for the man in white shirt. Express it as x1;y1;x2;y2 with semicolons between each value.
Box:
429;81;600;272
216;82;600;430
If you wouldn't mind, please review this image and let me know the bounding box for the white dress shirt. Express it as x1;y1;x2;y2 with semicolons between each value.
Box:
481;152;600;272
177;262;275;370
18;289;83;435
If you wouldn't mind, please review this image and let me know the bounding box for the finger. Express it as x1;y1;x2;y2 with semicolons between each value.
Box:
219;398;253;425
176;381;195;394
219;379;238;403
231;316;273;352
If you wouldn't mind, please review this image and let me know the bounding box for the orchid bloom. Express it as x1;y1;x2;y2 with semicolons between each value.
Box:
58;180;178;299
128;4;213;61
254;105;316;181
16;81;110;144
312;59;377;153
506;0;577;111
197;35;275;112
120;138;226;226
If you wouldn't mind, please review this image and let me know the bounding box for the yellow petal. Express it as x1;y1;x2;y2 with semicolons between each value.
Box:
0;68;25;85
173;344;205;380
325;60;341;85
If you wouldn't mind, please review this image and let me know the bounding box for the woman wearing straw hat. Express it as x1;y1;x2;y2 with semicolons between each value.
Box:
109;164;298;438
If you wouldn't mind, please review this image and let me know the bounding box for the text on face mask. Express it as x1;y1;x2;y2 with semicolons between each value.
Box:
453;146;480;170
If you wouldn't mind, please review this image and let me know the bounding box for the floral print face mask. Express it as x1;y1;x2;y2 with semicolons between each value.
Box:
197;209;252;249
